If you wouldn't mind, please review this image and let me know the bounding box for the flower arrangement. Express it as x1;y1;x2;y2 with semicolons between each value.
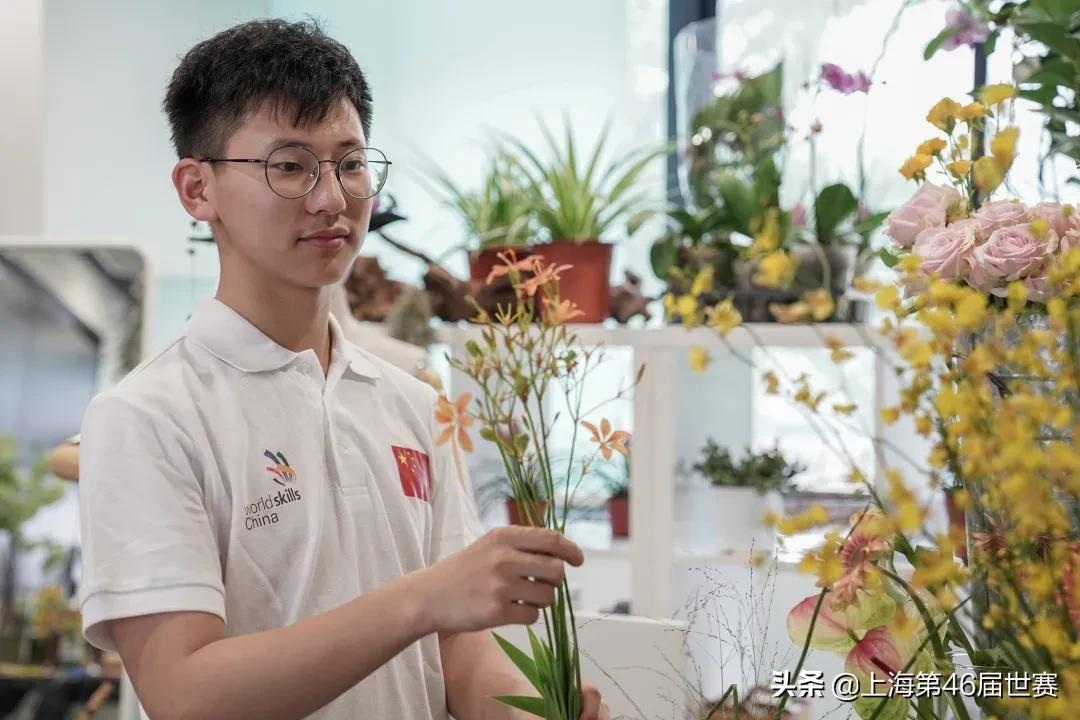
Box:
438;250;641;718
884;86;1080;304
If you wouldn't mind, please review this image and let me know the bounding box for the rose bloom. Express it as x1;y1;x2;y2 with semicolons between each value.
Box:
1030;202;1078;238
969;199;1030;241
968;223;1058;297
1062;228;1080;254
911;222;978;280
884;183;963;247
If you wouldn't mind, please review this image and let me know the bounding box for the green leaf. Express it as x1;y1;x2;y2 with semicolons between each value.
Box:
466;340;482;357
879;247;901;269
853;211;889;235
492;631;542;690
813;183;859;243
479;427;498;443
716;173;756;235
492;695;547;717
649;237;679;279
923;26;957;60
626;209;653;236
513;433;531;454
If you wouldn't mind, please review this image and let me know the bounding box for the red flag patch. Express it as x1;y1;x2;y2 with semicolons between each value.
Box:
392;445;431;502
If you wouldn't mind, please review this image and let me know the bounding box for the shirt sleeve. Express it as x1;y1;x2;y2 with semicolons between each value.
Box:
426;392;485;565
77;393;225;651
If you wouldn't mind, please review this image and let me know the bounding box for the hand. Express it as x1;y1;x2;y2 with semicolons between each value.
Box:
580;684;610;720
414;526;585;634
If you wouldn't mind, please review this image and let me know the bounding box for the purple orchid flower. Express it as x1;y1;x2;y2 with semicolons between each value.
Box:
942;7;990;50
821;63;872;95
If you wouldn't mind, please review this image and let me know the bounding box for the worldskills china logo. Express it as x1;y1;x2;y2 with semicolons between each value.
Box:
263;449;296;486
244;449;303;531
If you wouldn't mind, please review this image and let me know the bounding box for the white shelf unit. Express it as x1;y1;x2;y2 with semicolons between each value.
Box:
436;322;904;618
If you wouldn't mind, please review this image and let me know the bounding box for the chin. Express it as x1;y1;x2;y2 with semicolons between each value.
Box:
295;245;360;288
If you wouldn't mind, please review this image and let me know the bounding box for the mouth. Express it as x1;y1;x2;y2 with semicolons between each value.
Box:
299;226;350;250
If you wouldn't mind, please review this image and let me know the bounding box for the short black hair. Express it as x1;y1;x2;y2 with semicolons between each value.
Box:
164;18;373;158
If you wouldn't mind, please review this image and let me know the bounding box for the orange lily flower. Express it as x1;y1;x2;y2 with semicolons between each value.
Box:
435;392;475;453
581;418;630;460
542;297;585;325
519;260;573;297
485;249;540;286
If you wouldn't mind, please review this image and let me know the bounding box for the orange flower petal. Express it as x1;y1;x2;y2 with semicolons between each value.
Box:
458;428;474;454
580;420;601;443
455;392;471;413
436;426;454;446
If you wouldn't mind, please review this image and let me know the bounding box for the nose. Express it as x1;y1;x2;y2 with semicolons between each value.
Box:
304;162;348;216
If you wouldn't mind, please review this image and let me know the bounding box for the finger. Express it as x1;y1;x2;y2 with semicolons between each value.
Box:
509;552;566;586
579;685;601;719
507;578;557;608
600;701;610;720
503;601;540;626
505;527;585;566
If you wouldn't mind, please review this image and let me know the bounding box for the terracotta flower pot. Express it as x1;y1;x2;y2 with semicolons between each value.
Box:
530;240;613;323
607;496;629;538
469;246;533;283
506;498;548;527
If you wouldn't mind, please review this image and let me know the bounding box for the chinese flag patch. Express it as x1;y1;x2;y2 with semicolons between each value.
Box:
392;445;431;502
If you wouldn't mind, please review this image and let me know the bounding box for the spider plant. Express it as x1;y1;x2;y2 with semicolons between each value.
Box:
504;119;664;244
424;151;536;251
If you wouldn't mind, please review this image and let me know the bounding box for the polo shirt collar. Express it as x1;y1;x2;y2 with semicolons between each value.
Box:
185;297;382;380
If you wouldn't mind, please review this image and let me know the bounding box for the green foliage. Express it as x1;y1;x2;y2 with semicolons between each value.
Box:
424;151;536;250
0;437;65;546
924;1;1080;168
505;119;665;243
692;439;804;494
1011;0;1080;167
813;183;860;245
686;63;785;209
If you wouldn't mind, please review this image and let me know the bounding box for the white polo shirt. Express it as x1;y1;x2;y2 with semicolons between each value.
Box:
77;297;484;720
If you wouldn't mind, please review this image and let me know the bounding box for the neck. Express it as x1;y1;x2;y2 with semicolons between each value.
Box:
215;274;334;376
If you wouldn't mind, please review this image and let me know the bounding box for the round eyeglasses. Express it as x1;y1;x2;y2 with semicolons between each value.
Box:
200;146;391;200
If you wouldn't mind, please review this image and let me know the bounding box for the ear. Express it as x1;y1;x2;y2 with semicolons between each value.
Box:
172;158;219;223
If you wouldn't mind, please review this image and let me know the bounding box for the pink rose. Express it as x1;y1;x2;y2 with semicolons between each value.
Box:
968;223;1058;295
884;183;964;248
1030;202;1078;237
911;222;978;280
1062;228;1080;254
1022;269;1052;303
970;200;1029;240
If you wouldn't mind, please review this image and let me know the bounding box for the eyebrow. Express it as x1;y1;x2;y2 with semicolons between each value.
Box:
265;137;364;152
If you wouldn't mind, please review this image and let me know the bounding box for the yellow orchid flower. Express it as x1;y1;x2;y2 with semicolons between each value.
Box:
688;345;711;372
926;97;962;132
978;83;1018;107
754;251;795;288
915;138;946;157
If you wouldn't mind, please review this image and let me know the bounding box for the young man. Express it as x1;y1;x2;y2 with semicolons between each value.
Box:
77;19;608;720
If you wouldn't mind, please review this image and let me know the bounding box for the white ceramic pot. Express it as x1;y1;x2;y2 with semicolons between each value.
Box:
713;486;783;557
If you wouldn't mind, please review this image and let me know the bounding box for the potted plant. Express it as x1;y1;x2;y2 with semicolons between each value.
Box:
664;61;888;323
26;584;81;667
0;437;66;662
505;120;662;322
592;448;631;539
422;152;536;283
692;440;803;555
